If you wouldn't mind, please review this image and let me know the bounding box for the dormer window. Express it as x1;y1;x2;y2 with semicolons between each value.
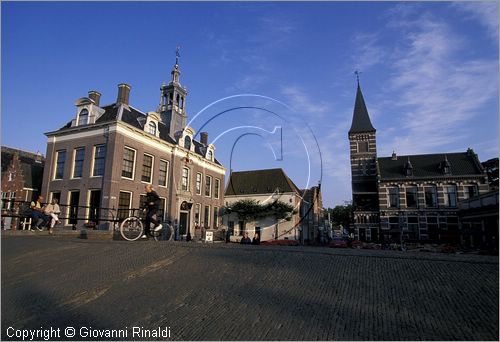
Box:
184;136;192;150
78;109;89;126
207;150;213;161
441;156;452;175
148;122;157;135
145;112;160;137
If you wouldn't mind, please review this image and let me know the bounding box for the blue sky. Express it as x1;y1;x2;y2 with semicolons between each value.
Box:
2;1;498;207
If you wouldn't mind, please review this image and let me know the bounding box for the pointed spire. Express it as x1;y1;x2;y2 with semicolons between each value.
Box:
171;46;181;84
349;79;376;134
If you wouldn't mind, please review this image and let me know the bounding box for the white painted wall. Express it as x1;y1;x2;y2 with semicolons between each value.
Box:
223;192;301;241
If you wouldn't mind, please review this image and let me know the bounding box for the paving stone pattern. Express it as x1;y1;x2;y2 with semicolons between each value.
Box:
1;237;498;341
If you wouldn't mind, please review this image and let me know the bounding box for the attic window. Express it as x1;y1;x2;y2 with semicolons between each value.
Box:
207;150;213;161
78;109;89;126
184;136;192;150
441;157;452;175
148;122;157;135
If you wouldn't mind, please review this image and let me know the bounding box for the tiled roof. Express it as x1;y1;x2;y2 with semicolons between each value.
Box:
55;103;222;165
349;84;375;134
225;168;300;196
378;151;484;180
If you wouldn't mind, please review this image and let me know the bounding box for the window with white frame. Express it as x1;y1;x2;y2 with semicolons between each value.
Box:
405;186;418;208
184;136;192;150
213;207;219;229
54;150;66;180
118;191;132;219
194;203;201;225
388;187;399;208
121;147;136;179
141;154;154;183
92;145;106;177
464;185;478;199
425;185;438;207
214;179;220;199
207;150;213;161
205;175;212;197
72;147;85;178
181;167;190;191
148;121;157;135
78;109;89;126
444;185;457;207
158;160;169;187
204;205;210;228
196;173;202;195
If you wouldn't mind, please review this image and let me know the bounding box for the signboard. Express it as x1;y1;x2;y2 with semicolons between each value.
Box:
205;231;213;242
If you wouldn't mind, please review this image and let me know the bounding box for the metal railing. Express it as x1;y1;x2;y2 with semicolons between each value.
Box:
1;200;122;230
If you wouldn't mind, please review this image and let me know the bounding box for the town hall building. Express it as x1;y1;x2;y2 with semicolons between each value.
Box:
41;54;226;237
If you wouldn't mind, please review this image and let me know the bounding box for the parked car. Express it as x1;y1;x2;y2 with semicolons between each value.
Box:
329;237;348;248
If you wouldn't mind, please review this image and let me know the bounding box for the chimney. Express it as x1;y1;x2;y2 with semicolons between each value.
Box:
116;83;131;105
88;90;101;106
200;132;209;146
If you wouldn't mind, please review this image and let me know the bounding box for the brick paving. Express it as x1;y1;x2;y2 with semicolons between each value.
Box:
1;236;498;341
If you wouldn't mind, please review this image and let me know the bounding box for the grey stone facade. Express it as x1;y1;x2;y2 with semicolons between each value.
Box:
349;82;490;243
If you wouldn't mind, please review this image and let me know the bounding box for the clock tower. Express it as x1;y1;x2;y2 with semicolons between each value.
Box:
158;47;188;138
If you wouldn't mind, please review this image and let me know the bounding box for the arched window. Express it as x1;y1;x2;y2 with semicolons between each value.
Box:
148;121;157;135
78;109;89;126
184;136;191;150
207;150;213;161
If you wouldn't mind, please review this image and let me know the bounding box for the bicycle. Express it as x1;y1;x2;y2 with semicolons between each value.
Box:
119;209;163;241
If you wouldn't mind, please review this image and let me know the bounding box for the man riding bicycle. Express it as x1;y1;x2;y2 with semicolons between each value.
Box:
142;184;162;239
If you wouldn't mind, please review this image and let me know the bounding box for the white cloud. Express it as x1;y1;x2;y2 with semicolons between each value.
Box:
379;9;498;155
452;1;499;41
351;32;386;71
281;85;330;116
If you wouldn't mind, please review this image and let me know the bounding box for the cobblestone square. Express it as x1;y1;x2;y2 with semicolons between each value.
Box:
1;236;498;340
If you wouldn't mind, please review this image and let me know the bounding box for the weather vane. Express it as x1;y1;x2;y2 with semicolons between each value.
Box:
354;70;362;84
175;45;181;65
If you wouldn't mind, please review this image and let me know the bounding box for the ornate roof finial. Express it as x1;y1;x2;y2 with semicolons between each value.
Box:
175;45;181;66
354;70;362;85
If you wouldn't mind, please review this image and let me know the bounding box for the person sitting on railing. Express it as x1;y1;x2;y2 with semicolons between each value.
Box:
142;184;162;239
30;196;50;231
44;198;61;233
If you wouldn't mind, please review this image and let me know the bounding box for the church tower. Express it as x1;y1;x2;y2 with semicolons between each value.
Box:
348;78;380;241
158;47;188;138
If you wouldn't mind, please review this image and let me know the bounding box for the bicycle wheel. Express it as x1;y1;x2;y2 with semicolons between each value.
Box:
120;217;143;241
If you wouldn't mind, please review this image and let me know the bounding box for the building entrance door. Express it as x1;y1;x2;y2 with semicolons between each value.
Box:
179;212;189;236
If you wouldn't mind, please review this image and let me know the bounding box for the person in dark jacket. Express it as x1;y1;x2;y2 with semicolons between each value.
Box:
143;184;162;238
240;232;251;244
252;232;260;245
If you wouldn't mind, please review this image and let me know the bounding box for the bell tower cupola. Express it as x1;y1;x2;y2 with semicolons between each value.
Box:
159;46;188;138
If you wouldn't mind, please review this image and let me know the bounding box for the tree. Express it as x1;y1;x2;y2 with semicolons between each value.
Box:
325;204;353;231
482;158;499;190
221;199;265;233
